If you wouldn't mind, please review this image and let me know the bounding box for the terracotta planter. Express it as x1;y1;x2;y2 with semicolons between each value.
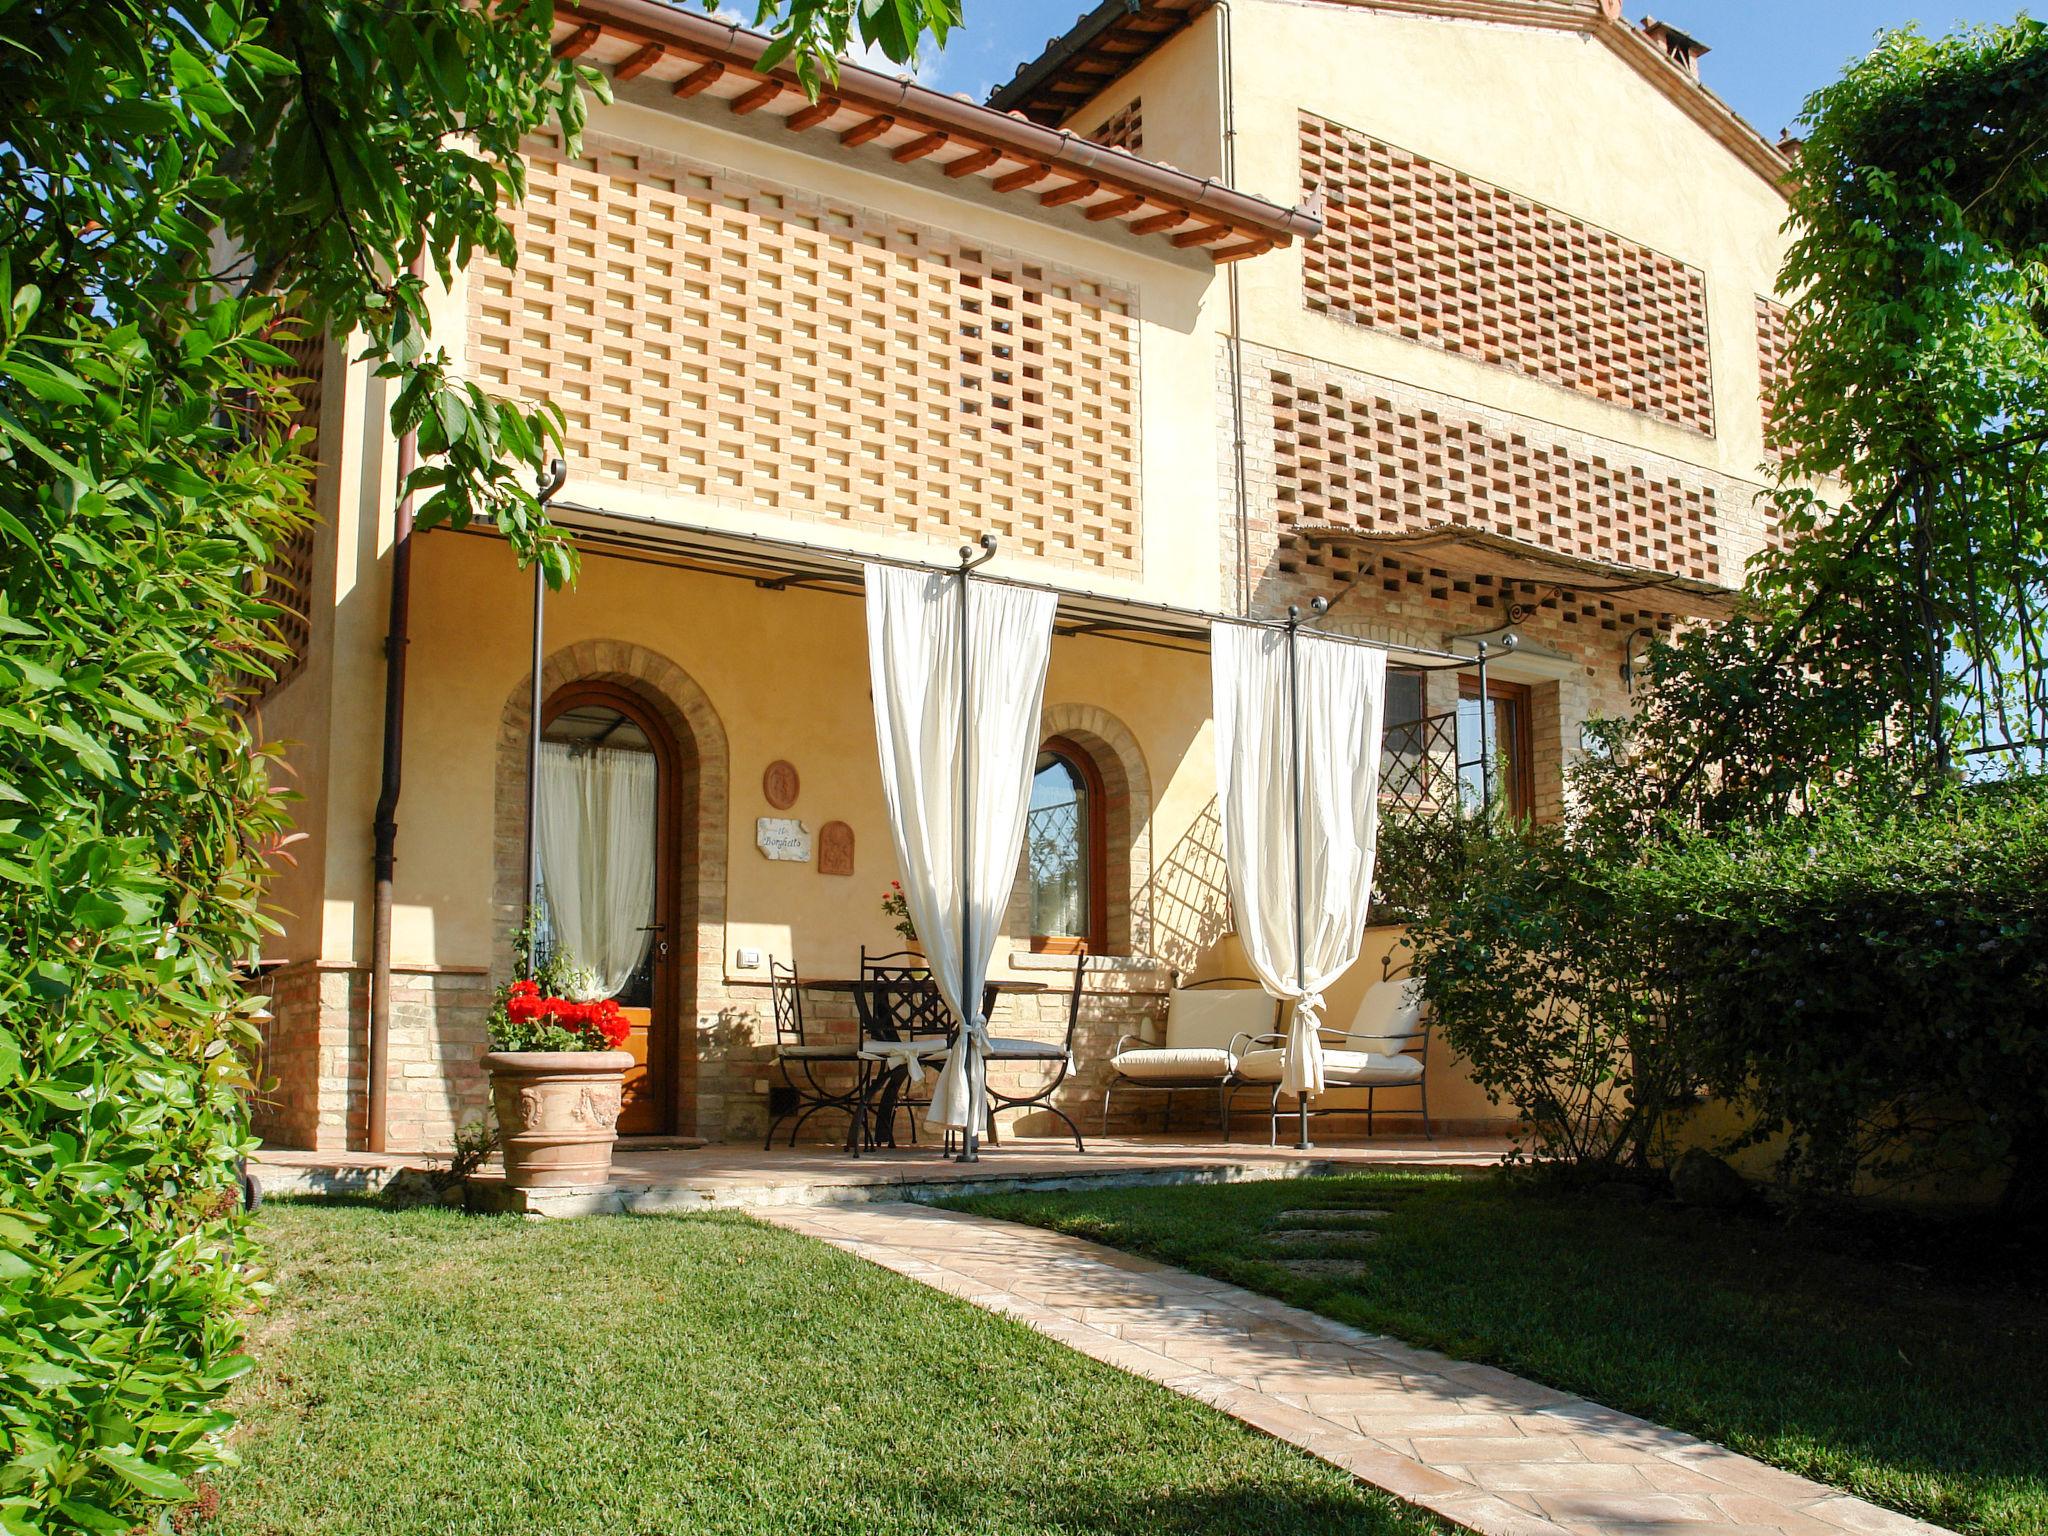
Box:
483;1049;633;1189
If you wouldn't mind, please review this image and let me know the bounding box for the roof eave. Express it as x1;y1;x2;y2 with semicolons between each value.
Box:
554;0;1317;257
983;0;1795;195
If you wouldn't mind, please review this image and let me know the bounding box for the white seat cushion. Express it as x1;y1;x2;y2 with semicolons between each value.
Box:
1110;1046;1237;1083
1349;978;1426;1041
1163;987;1279;1053
1236;1047;1423;1086
984;1034;1066;1061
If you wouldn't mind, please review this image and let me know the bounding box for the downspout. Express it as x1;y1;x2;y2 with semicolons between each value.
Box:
366;256;427;1154
1217;0;1251;617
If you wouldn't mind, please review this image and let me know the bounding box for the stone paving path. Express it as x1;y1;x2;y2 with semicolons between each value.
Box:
760;1201;1954;1536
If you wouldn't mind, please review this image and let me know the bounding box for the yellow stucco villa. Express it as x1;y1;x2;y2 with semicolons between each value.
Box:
251;0;1798;1154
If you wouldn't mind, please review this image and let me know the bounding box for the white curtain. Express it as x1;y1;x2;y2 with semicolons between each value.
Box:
865;563;1056;1137
1211;623;1387;1097
537;741;657;999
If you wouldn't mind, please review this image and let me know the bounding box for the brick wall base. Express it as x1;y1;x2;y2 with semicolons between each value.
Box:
250;961;493;1154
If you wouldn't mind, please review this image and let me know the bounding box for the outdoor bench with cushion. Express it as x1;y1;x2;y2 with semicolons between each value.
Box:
1101;977;1279;1135
1229;977;1431;1145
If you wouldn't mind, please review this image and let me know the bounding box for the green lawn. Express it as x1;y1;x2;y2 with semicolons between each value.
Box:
949;1174;2048;1536
206;1200;1450;1536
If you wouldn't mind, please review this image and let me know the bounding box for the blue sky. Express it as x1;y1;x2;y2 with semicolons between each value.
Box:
905;3;2027;139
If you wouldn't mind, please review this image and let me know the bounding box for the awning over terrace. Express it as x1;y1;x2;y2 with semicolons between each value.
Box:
527;498;1521;670
1293;521;1743;622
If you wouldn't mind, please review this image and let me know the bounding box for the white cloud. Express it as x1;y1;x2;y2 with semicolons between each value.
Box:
841;35;936;84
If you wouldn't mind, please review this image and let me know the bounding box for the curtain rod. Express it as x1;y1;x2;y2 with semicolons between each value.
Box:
538;498;1505;671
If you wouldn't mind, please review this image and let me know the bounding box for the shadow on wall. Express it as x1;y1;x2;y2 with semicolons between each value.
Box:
1135;797;1233;977
699;1005;770;1145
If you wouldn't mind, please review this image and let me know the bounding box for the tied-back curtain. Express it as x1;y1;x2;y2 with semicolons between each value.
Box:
864;563;1056;1135
537;741;657;999
1211;623;1388;1097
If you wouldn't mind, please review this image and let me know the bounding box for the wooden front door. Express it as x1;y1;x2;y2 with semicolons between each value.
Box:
540;682;681;1136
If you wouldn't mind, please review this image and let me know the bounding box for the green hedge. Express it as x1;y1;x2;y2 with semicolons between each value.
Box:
1411;784;2048;1208
1632;785;2048;1204
0;296;294;1529
1407;824;1696;1176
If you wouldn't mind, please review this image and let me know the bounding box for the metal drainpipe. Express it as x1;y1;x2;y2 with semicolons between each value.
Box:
366;437;414;1153
1217;0;1252;617
366;257;428;1154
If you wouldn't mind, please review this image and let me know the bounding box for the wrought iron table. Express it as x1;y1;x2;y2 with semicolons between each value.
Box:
796;977;1047;1154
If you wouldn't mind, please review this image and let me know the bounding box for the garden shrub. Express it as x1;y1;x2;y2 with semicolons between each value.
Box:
1;5;587;1528
1406;824;1699;1176
0;302;297;1530
1632;784;2048;1211
1410;784;2048;1207
1367;802;1488;927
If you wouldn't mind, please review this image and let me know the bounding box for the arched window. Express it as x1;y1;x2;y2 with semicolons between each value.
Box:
1026;736;1106;954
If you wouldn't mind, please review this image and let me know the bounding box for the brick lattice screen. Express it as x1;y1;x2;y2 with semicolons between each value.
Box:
1089;99;1143;155
470;133;1142;574
261;329;325;691
1269;365;1721;583
1755;295;1791;458
1299;112;1715;435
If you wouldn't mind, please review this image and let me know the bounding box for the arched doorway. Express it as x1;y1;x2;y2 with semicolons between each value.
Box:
537;680;685;1136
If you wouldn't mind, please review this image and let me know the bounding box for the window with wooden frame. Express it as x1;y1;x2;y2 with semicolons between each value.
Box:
1026;736;1106;954
1381;666;1427;765
1457;675;1534;821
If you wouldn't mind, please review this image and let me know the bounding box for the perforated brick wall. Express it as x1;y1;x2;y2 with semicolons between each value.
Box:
469;132;1142;574
1218;342;1775;830
260;329;325;692
1299;113;1715;435
1755;295;1791;458
1089;99;1143;155
1268;365;1721;583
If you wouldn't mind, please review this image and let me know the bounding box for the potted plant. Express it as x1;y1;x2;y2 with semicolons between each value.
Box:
881;880;921;957
482;957;633;1190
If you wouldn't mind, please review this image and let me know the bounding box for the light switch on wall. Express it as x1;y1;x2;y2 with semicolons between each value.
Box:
735;947;763;970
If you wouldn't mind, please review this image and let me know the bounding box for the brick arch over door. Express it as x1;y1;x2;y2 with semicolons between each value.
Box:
493;639;731;1136
1015;702;1154;957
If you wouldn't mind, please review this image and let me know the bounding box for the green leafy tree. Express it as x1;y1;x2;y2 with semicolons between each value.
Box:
0;3;955;1529
1605;19;2048;828
749;0;961;90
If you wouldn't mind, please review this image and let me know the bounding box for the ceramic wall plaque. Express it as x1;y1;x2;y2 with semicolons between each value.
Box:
762;760;799;810
755;817;812;862
817;820;855;876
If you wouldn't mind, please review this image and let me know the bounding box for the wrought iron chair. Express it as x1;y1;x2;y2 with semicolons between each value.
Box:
860;945;925;977
1102;975;1277;1137
1229;969;1432;1146
762;958;862;1149
983;947;1087;1152
860;946;951;1039
846;964;955;1154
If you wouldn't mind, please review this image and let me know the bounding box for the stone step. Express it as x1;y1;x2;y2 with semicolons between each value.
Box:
1270;1207;1390;1227
1262;1227;1385;1246
1269;1256;1375;1279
